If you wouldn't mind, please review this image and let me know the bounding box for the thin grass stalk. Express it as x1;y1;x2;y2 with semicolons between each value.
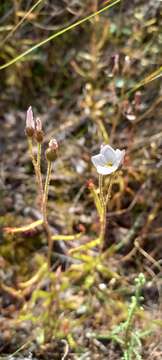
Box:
0;0;121;70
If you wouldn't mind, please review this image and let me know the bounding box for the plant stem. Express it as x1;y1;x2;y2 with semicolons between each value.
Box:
37;142;41;168
28;138;43;206
28;138;37;173
28;139;53;269
43;160;52;270
99;175;113;250
100;204;106;251
99;174;104;208
105;175;114;209
37;143;44;209
99;174;106;250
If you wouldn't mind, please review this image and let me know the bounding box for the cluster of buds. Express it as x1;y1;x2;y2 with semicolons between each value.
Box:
25;106;44;143
26;106;58;162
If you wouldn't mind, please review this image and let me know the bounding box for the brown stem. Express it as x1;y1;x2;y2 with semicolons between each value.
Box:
42;160;52;270
28;138;43;207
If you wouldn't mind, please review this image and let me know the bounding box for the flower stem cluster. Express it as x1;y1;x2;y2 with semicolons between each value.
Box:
26;106;44;142
25;106;58;270
91;144;125;250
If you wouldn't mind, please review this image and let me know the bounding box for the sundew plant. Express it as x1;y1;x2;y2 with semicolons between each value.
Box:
3;106;154;357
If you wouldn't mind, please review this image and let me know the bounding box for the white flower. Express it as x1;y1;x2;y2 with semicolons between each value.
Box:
91;145;125;175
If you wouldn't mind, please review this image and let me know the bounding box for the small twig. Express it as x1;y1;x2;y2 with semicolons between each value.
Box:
61;340;69;360
135;95;162;124
134;239;162;272
0;282;24;301
107;180;149;217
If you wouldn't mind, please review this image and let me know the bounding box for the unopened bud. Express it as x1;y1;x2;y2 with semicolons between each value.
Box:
46;138;58;162
36;117;42;131
25;106;35;137
35;117;44;143
86;178;95;190
77;224;85;233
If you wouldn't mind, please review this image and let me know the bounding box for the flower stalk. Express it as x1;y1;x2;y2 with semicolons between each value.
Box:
91;144;125;251
99;174;104;208
25;107;58;270
27;137;43;204
99;175;113;250
42;160;52;270
26;108;44;207
37;142;41;168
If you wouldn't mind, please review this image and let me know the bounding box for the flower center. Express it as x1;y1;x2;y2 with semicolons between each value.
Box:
105;161;113;167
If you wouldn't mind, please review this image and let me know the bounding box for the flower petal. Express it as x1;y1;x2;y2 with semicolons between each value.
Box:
95;164;118;175
91;154;106;167
100;145;116;163
115;149;125;166
26;106;35;129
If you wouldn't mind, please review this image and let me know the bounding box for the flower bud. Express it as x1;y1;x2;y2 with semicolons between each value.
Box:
25;106;35;137
46;138;58;162
77;224;85;233
86;178;95;190
35;117;44;143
